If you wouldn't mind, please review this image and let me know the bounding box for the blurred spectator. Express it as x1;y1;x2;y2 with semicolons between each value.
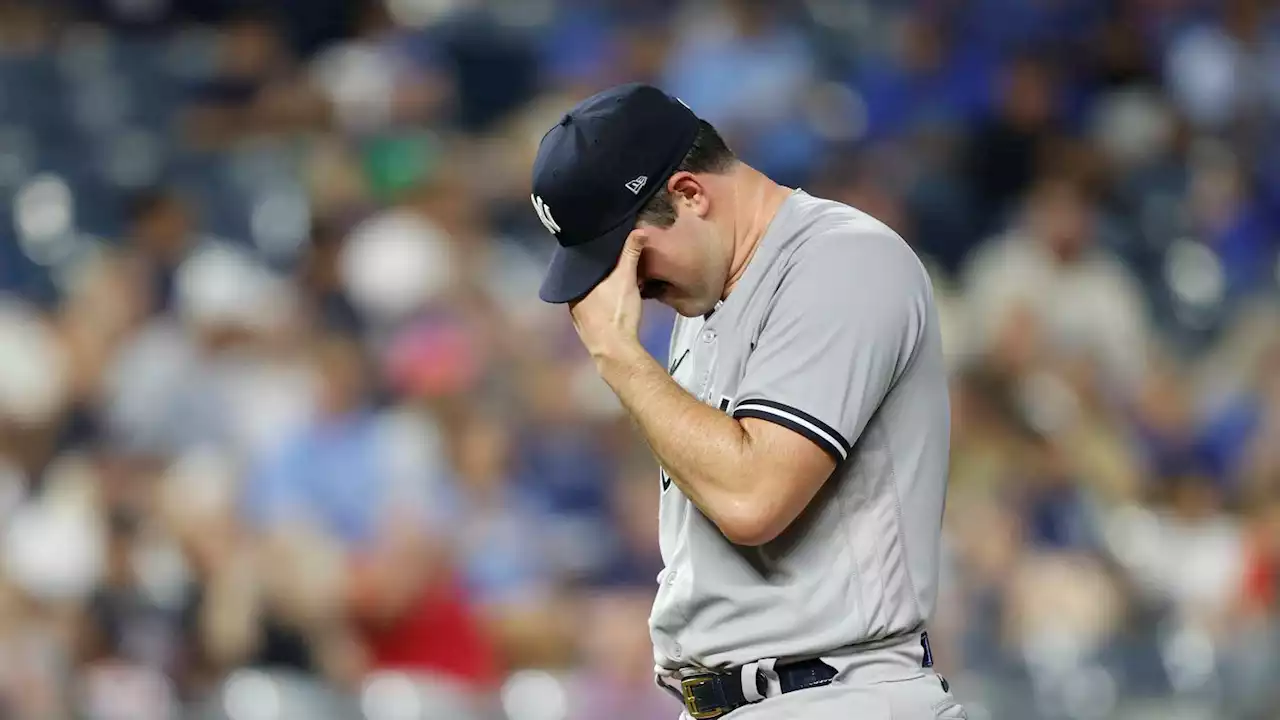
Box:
0;297;72;481
963;52;1063;238
101;240;309;460
510;359;624;584
1164;0;1280;135
183;10;290;146
184;9;329;149
307;0;452;135
123;189;196;315
1185;143;1277;305
337;160;458;331
853;11;993;143
1238;342;1280;493
434;409;575;669
1084;2;1160;91
563;589;672;720
589;456;664;589
963;175;1152;395
661;0;821;184
242;334;500;690
1241;488;1280;617
427;9;543;133
1155;468;1246;636
83;506;188;678
294;218;363;336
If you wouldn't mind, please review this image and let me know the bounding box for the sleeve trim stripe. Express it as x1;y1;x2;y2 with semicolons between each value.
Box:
733;401;849;462
733;399;851;454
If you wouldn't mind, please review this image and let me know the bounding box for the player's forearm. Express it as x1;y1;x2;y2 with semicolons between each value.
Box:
595;342;766;536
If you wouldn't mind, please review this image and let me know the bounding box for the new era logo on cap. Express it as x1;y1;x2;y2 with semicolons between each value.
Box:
530;83;700;304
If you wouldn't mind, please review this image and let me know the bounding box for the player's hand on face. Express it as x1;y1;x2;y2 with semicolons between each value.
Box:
568;233;646;361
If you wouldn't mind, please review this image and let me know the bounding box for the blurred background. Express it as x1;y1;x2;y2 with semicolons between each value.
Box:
0;0;1277;718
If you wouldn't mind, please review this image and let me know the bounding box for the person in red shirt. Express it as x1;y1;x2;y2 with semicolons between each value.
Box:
244;335;502;695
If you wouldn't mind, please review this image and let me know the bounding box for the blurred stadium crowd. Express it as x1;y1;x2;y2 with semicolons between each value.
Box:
0;0;1278;718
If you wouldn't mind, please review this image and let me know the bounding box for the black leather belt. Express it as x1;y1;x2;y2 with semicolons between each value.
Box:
661;658;837;718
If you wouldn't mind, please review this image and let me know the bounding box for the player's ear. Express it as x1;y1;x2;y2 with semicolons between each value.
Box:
668;172;709;218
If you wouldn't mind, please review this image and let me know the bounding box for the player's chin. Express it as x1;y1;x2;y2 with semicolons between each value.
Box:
650;295;690;317
643;282;710;317
669;297;716;318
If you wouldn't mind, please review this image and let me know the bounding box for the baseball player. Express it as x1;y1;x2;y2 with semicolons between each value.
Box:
530;83;965;719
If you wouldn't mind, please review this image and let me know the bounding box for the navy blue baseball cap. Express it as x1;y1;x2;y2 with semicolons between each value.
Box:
531;83;700;304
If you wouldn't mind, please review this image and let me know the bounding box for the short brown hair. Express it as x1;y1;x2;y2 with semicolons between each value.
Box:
636;120;736;228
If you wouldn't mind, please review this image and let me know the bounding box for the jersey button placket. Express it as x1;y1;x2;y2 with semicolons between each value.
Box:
698;329;716;397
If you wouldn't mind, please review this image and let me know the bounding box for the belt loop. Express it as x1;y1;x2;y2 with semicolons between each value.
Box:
742;657;780;702
740;661;763;703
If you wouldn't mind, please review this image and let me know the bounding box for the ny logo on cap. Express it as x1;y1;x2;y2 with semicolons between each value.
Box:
625;175;648;195
531;194;561;235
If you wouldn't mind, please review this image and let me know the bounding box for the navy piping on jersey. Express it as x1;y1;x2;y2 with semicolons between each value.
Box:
731;398;850;462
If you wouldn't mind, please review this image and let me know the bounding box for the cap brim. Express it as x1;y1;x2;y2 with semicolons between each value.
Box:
538;219;633;304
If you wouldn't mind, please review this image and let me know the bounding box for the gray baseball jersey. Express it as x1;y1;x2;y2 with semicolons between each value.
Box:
651;189;950;673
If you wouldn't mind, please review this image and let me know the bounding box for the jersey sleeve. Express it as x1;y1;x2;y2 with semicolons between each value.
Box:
731;228;931;463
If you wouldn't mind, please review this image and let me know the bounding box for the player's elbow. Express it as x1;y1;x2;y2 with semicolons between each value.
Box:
717;419;838;546
719;521;781;547
712;467;831;547
714;498;789;547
